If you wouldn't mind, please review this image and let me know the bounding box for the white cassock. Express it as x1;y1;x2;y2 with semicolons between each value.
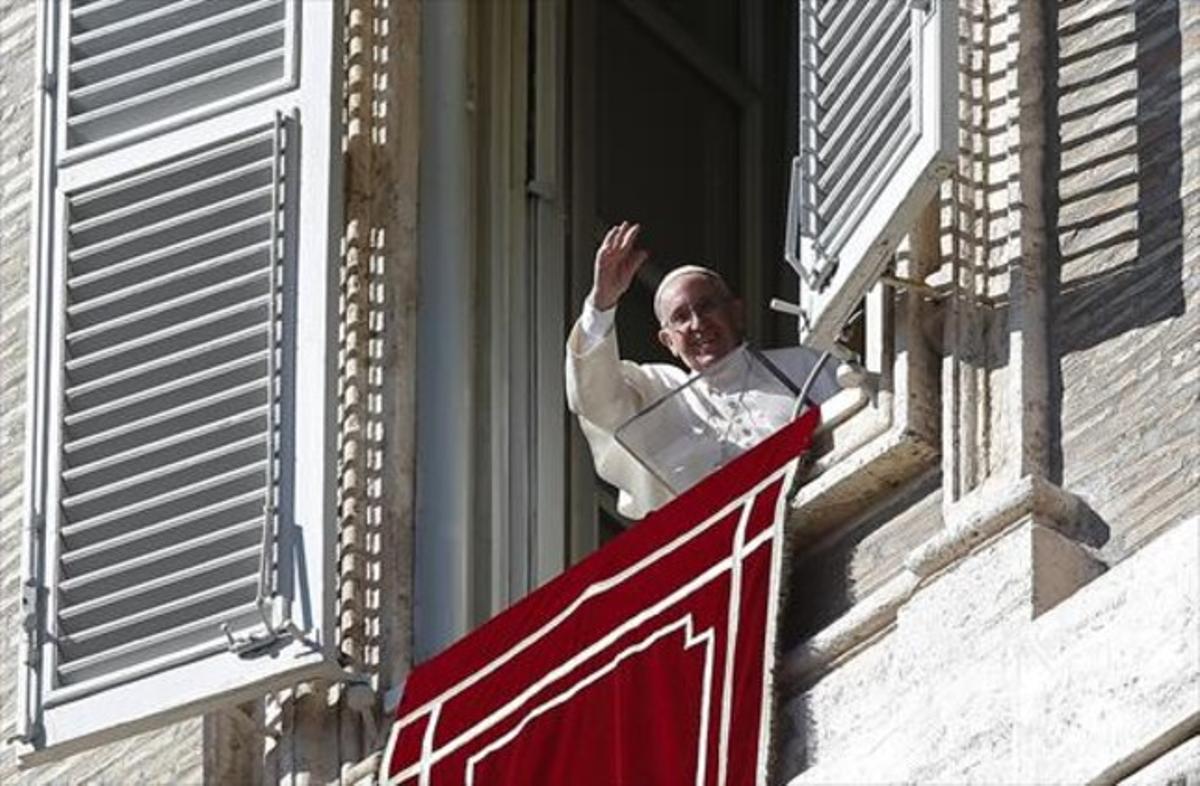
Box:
564;309;838;519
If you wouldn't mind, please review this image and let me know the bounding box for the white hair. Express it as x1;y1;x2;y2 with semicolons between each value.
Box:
653;265;730;324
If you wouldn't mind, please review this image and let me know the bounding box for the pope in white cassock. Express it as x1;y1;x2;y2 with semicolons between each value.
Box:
565;221;839;519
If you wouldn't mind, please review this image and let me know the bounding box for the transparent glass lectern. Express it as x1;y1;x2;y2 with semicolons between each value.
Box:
615;345;806;497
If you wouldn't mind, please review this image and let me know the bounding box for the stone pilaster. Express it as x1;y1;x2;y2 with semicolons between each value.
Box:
942;0;1080;542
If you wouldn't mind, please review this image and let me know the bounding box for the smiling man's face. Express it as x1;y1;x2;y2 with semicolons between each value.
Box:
656;273;744;372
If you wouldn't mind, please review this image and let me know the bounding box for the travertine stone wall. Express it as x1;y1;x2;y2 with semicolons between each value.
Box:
782;471;941;646
1052;0;1200;558
783;518;1198;784
0;2;204;782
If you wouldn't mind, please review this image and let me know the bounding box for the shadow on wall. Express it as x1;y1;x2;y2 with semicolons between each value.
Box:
773;1;1190;780
1045;0;1185;480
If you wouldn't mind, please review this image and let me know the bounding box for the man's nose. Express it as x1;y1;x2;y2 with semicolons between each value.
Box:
681;308;709;333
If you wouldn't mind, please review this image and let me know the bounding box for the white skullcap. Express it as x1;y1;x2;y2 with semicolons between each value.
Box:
653;265;729;324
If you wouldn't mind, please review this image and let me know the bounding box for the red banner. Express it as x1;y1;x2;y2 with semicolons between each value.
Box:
382;408;819;786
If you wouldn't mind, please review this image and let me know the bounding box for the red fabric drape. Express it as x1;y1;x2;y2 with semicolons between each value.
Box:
382;407;819;786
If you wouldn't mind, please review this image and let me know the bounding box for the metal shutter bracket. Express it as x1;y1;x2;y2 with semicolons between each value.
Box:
220;111;313;658
7;578;45;745
785;155;841;295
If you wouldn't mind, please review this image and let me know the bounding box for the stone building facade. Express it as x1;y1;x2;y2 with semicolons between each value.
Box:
1;0;1196;784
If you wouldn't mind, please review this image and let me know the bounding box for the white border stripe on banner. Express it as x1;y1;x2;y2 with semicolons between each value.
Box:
717;494;753;786
755;459;796;785
383;457;801;786
396;464;792;728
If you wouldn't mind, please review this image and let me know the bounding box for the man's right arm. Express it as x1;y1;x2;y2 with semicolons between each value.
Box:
565;220;655;428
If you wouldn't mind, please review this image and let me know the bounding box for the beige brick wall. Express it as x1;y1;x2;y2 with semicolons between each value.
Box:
1053;0;1200;559
0;2;205;782
785;0;1198;649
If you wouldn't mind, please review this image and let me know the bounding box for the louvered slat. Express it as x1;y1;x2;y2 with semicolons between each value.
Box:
55;603;262;689
64;352;269;440
815;1;858;45
816;39;911;176
70;0;280;81
58;573;261;663
787;0;954;351
54;121;288;689
68;240;273;325
59;546;263;637
64;325;269;410
61;434;267;521
61;492;264;577
62;405;269;491
67;217;273;299
65;0;290;150
70;24;287;114
59;518;262;600
813;2;911;245
796;0;920;277
819;83;913;243
67;187;276;277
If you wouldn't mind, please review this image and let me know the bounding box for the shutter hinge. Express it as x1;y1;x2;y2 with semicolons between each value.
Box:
221;496;318;656
909;0;932;12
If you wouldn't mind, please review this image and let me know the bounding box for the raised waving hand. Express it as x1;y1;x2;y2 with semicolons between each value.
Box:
590;221;649;310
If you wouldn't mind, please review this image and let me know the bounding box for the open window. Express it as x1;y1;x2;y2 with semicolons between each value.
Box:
16;0;343;763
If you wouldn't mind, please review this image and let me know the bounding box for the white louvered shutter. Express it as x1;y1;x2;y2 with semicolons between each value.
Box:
785;0;956;350
18;0;342;762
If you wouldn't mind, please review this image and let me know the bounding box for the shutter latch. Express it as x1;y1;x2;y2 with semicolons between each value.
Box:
20;579;39;635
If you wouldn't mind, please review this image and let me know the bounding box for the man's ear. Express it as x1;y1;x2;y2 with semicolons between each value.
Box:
658;327;677;356
732;297;745;332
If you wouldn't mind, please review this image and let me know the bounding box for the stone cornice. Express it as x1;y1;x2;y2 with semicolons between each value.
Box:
782;474;1085;688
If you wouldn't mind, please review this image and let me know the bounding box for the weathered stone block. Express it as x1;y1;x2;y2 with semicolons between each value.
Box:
786;519;1198;784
